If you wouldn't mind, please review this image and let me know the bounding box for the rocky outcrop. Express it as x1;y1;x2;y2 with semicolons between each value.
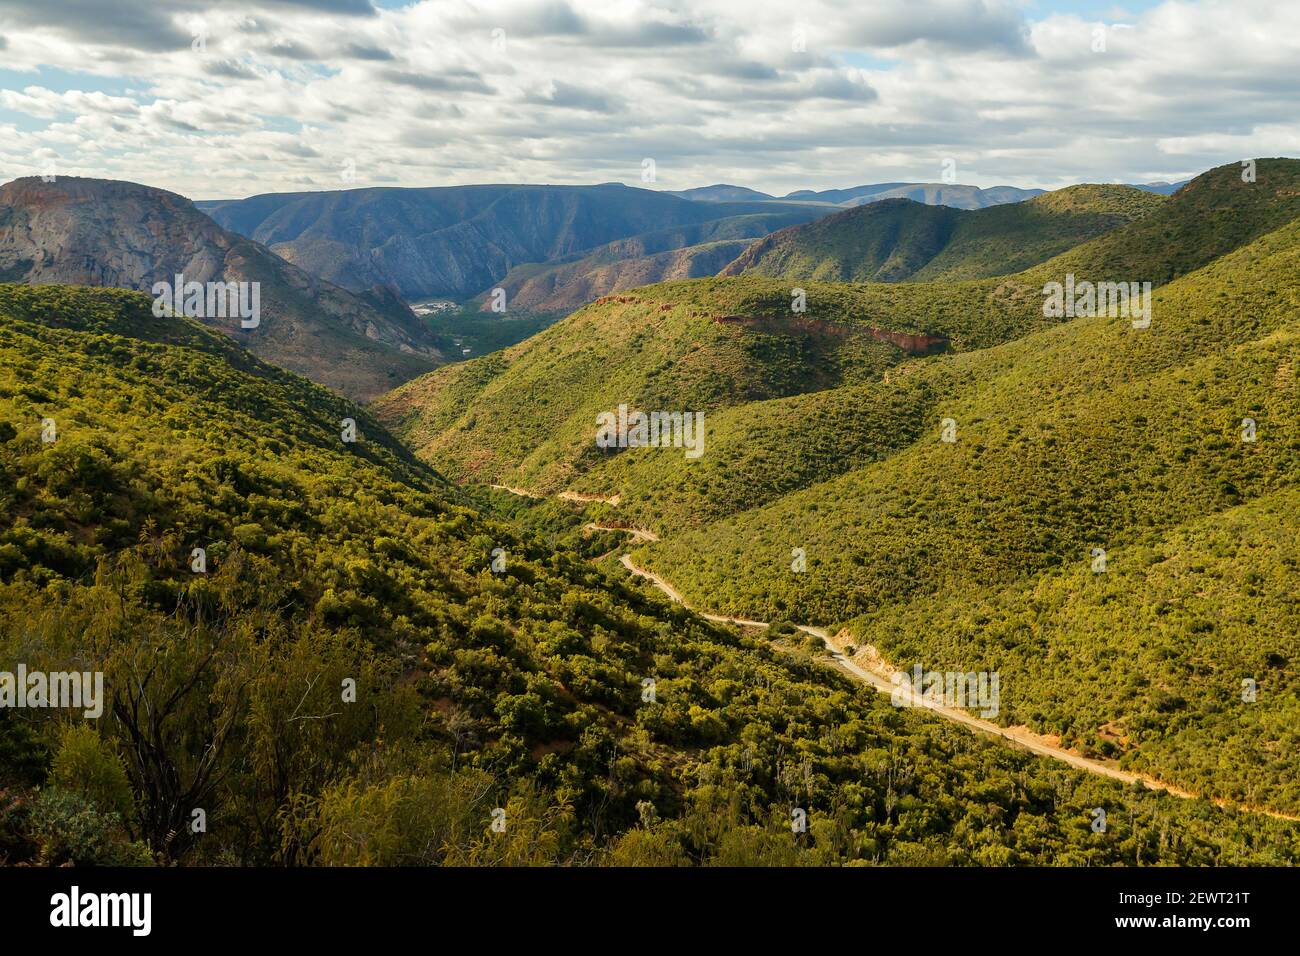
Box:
0;177;443;399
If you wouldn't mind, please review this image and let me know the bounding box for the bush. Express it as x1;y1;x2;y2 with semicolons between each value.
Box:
27;787;152;866
50;724;134;818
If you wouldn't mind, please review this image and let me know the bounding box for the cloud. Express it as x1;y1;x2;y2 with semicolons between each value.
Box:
841;0;1031;54
381;68;495;94
342;42;394;61
205;59;261;80
0;0;1296;199
525;79;622;112
262;0;374;12
0;0;198;51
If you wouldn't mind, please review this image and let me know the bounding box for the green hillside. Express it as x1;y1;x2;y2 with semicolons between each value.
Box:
374;280;927;490
379;161;1300;498
627;205;1300;813
720;185;1164;283
11;284;1295;865
369;160;1300;816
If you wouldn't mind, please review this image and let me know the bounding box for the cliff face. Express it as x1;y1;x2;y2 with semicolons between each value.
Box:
0;177;443;400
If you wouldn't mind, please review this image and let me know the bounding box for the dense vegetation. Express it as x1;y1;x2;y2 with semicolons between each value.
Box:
4;283;1297;865
720;186;1164;283
379;159;1300;816
629;173;1300;813
423;307;564;359
379;162;1300;496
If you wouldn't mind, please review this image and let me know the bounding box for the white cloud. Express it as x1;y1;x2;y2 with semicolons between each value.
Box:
0;0;1297;198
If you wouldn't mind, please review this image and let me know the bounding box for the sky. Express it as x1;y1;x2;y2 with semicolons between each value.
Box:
0;0;1296;200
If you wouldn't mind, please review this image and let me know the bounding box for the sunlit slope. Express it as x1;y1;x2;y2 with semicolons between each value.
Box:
8;285;1296;862
850;486;1300;813
720;185;1164;283
374;281;927;489
638;213;1300;616
377;160;1300;504
630;214;1300;812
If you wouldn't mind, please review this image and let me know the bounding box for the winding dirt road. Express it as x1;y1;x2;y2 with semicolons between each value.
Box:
481;482;1300;821
617;553;1300;823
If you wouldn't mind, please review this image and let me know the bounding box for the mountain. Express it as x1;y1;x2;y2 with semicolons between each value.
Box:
8;282;1289;866
720;185;1165;283
666;184;776;202
372;159;1300;815
378;162;1300;497
372;276;961;491
200;183;826;302
781;183;1045;209
0;177;441;400
483;209;827;314
487;241;751;315
1133;180;1191;195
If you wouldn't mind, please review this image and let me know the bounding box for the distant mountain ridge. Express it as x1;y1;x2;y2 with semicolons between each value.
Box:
665;184;776;202
669;179;1193;207
781;182;1045;209
196;176;1197;319
1132;180;1191;195
482;208;827;313
199;183;827;302
0;177;442;399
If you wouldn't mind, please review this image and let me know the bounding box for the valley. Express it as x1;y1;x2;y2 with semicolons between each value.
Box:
4;157;1300;870
379;159;1300;820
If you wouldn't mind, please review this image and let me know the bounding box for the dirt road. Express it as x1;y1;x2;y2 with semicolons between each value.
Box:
617;553;1300;822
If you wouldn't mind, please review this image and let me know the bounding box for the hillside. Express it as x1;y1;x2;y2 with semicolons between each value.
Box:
372;278;960;489
371;159;1300;815
0;177;441;400
375;162;1298;491
720;185;1165;283
201;183;826;302
624;184;1300;813
8;283;1295;866
483;207;831;314
492;240;752;315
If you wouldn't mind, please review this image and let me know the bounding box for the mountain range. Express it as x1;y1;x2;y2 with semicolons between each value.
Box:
666;179;1188;207
198;184;830;303
198;177;1189;318
720;185;1165;283
3;156;1300;867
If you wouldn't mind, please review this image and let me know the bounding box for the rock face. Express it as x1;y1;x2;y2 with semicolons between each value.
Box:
0;177;443;400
